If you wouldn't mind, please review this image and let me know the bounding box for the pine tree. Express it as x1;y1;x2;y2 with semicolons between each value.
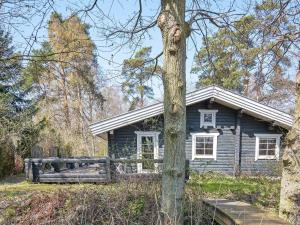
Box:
192;3;294;110
121;47;157;110
0;27;37;176
23;13;105;156
192;15;258;93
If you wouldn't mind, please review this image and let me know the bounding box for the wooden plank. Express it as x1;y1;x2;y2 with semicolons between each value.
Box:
111;159;164;164
30;158;107;164
203;199;290;225
39;173;107;179
40;169;105;175
24;159;32;181
38;177;108;183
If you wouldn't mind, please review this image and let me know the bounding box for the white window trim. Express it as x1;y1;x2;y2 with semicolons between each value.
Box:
198;109;218;128
254;134;282;161
135;131;160;173
191;132;219;160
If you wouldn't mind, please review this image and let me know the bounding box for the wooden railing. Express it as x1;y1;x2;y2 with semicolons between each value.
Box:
24;157;190;183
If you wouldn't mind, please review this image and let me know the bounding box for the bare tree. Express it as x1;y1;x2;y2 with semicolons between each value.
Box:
0;0;241;224
280;62;300;224
5;0;300;224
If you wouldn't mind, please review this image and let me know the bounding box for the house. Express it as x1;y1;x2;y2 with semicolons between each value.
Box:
90;86;293;176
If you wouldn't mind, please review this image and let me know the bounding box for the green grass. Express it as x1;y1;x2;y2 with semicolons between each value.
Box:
0;174;100;201
0;172;281;210
187;172;281;210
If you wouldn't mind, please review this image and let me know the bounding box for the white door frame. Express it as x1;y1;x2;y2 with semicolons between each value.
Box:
135;131;160;173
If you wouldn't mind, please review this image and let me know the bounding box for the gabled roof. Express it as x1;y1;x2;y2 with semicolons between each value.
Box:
90;86;293;135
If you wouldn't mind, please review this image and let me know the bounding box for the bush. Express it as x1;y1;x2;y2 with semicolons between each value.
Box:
0;139;15;178
3;181;214;225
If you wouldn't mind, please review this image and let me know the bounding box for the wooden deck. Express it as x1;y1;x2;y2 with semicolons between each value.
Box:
24;157;172;183
39;166;109;183
204;199;290;225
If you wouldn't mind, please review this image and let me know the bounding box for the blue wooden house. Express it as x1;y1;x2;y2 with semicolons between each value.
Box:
90;86;293;176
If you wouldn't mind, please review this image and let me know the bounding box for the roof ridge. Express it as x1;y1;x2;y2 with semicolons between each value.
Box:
90;86;293;135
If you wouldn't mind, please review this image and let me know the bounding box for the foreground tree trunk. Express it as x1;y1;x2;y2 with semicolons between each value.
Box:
279;62;300;224
158;1;189;224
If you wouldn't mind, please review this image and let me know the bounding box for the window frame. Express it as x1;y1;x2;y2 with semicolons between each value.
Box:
191;132;219;160
135;131;160;173
254;134;282;161
198;109;218;128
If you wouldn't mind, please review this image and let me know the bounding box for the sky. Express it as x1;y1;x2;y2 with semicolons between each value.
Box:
7;0;297;103
9;0;200;101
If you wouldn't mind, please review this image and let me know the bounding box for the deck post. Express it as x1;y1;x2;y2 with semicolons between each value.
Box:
32;160;41;182
24;158;33;181
105;157;111;182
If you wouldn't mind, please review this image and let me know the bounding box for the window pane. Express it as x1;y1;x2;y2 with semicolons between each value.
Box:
259;143;267;150
203;113;213;123
267;150;275;156
268;139;276;144
142;145;153;153
206;143;213;149
195;135;215;156
196;137;204;142
196;149;204;155
205;149;213;155
142;136;153;145
268;143;276;150
259;150;267;155
196;143;204;149
260;139;268;144
268;142;276;149
258;137;277;157
206;137;213;143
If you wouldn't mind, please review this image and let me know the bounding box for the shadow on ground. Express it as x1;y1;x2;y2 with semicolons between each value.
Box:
0;174;25;184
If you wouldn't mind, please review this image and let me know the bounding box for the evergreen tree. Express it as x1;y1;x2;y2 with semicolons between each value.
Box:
0;27;35;140
0;27;37;176
192;16;258;92
23;13;105;156
121;47;157;110
192;1;295;110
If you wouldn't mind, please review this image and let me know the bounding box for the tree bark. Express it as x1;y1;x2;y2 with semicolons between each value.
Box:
59;65;71;127
158;1;189;224
279;61;300;224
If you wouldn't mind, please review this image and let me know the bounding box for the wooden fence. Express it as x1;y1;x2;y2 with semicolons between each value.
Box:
24;157;189;183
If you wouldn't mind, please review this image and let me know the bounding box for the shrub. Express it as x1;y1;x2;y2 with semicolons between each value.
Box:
3;181;214;225
0;139;15;178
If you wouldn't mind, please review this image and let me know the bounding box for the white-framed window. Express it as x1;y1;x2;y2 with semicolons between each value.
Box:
254;134;282;161
198;109;218;128
135;131;160;173
191;133;219;160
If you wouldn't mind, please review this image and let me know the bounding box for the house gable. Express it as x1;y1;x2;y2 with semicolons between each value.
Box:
90;86;292;136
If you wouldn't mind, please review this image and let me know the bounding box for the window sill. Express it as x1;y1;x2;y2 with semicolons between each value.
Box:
193;156;216;160
255;157;278;161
